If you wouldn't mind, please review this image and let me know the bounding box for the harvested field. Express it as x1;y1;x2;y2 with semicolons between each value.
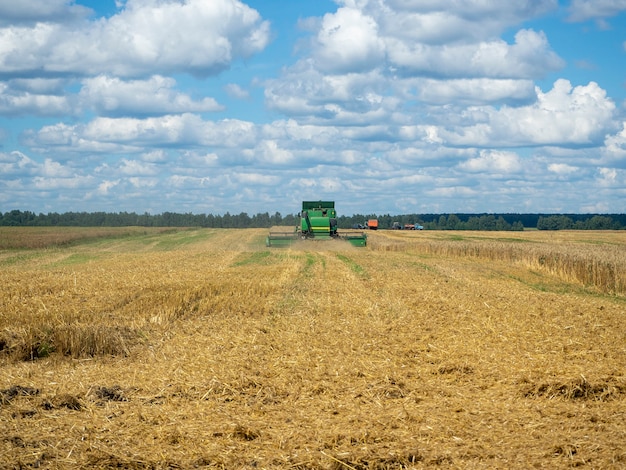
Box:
1;228;625;469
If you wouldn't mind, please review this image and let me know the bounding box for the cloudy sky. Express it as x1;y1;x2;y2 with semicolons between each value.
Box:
1;0;625;216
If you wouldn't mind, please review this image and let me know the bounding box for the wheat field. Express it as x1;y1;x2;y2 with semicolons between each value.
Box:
1;227;625;469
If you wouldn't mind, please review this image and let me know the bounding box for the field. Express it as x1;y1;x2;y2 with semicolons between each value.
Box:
1;227;625;469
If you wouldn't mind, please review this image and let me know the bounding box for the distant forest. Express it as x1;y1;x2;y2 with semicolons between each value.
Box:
1;210;625;230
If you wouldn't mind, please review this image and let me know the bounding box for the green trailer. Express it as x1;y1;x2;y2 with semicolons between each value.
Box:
266;201;367;247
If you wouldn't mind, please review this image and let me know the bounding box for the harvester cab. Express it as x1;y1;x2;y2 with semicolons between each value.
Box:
300;201;337;239
266;201;367;247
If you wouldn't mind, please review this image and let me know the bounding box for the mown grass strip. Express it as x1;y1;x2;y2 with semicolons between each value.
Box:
335;253;368;277
232;251;273;266
47;253;101;267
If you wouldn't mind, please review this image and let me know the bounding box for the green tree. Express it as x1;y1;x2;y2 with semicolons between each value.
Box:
447;214;461;230
537;215;573;230
581;215;616;230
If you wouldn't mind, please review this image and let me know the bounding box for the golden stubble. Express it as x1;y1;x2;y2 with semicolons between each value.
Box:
1;228;625;468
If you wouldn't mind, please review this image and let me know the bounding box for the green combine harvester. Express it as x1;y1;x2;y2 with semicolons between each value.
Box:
266;201;367;247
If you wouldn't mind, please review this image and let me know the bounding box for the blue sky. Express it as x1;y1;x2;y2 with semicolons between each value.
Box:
1;0;625;217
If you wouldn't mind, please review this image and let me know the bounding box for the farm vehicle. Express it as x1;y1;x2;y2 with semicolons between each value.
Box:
266;201;367;247
392;222;424;230
353;219;377;230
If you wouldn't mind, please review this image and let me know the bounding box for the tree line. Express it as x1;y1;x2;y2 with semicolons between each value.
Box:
0;210;624;230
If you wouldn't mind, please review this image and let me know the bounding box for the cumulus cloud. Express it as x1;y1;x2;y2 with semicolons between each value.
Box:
80;75;223;116
0;78;75;117
1;75;225;118
459;150;522;174
233;172;281;185
0;86;73;117
117;158;159;176
411;78;537;106
0;151;37;176
0;0;270;78
567;0;626;22
602;122;626;166
440;80;616;147
0;0;91;26
266;2;564;127
91;179;121;197
313;6;385;74
386;29;564;79
548;163;580;175
310;0;563;78
597;167;619;185
32;174;94;190
265;64;399;124
26;114;259;152
256;140;294;165
357;0;558;43
41;158;74;177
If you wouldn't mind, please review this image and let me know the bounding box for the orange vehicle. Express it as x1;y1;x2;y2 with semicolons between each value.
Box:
367;219;378;230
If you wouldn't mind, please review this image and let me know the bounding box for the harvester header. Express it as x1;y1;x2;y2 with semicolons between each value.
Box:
266;201;367;247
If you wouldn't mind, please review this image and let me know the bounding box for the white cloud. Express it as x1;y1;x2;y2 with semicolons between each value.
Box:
265;62;392;121
459;150;522;173
178;151;220;169
0;77;196;120
257;140;294;165
0;80;73;116
429;186;478;198
82;114;203;145
141;150;168;163
128;177;158;189
41;158;73;178
0;0;270;77
441;80;616;147
80;75;223;116
0;0;91;26
548;163;580;175
567;0;626;21
386;29;563;79
224;83;250;100
32;174;94;190
92;180;121;196
118;159;158;176
266;3;564;128
168;174;213;190
0;151;37;176
299;1;564;81
26;114;260;151
411;78;537;105
603;122;626;163
353;0;558;43
233;172;280;185
292;176;344;193
597;167;618;185
6;78;66;94
313;6;385;74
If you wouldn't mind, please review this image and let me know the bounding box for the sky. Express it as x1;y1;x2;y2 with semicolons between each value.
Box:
1;0;626;217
